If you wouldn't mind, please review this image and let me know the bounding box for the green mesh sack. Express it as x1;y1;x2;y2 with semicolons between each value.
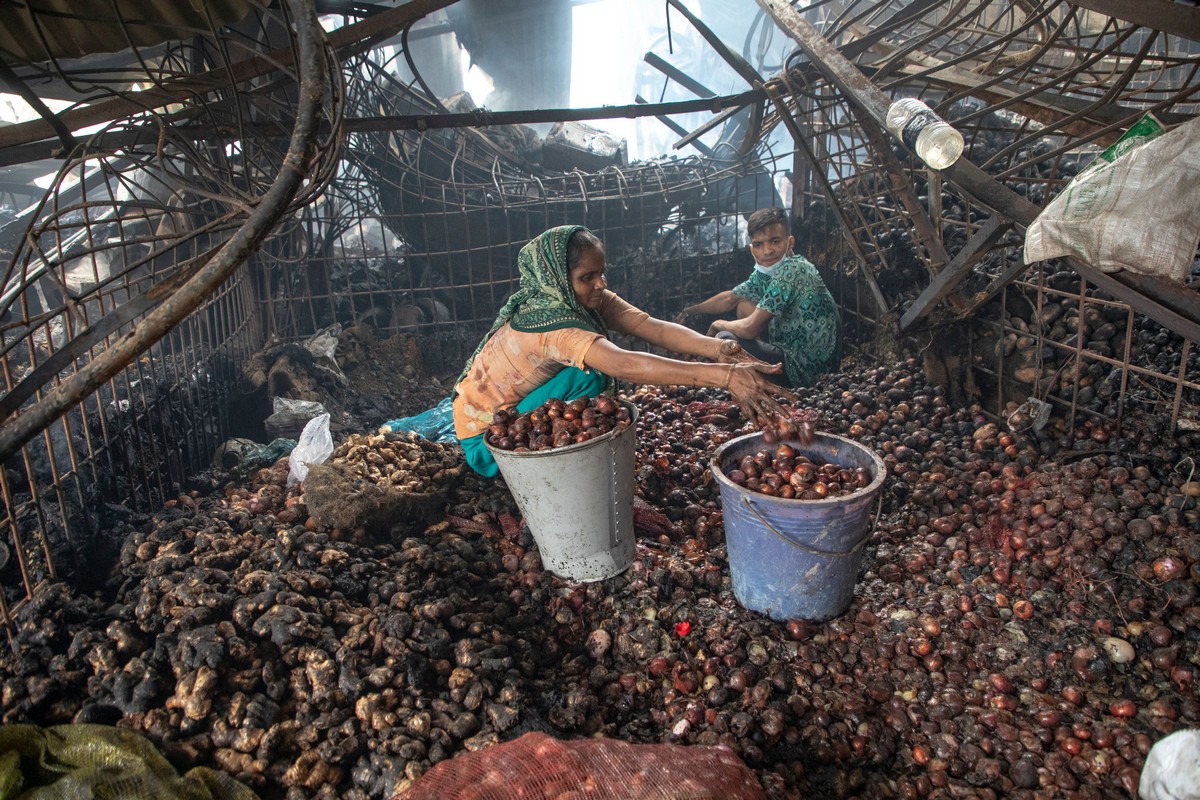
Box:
0;723;259;800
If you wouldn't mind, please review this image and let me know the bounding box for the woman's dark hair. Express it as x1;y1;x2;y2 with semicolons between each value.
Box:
567;229;604;270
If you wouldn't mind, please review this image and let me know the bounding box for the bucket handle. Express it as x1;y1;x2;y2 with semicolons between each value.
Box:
741;495;874;559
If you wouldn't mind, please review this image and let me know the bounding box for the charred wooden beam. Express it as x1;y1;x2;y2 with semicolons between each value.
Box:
643;53;716;99
757;0;892;121
939;158;1040;224
757;1;946;311
900;216;1012;331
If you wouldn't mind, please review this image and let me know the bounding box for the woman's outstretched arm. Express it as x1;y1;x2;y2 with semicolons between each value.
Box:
582;338;793;425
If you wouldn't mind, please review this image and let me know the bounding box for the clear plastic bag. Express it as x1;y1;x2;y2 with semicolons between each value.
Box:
287;412;333;487
380;396;458;444
266;397;327;440
306;324;346;384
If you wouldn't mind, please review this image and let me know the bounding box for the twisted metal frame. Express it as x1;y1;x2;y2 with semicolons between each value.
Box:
0;0;341;626
261;37;788;367
756;0;1199;428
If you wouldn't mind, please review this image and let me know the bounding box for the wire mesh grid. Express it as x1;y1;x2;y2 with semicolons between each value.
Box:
758;0;1199;428
0;0;341;630
261;44;792;373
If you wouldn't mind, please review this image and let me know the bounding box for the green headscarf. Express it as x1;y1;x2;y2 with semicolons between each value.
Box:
455;225;609;390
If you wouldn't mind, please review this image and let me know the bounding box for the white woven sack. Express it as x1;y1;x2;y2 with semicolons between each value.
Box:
1024;115;1200;281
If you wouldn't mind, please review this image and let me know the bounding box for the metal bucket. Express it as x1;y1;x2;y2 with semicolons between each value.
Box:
711;431;886;621
485;401;638;582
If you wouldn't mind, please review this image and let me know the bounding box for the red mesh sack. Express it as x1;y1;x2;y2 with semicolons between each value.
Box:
390;732;767;800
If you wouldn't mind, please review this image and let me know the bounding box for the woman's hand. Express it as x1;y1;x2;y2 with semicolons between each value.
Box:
715;337;770;366
725;362;796;427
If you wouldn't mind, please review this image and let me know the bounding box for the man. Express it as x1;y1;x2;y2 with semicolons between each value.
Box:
680;207;840;388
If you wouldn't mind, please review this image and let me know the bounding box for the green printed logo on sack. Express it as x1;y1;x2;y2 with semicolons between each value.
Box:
1082;113;1166;175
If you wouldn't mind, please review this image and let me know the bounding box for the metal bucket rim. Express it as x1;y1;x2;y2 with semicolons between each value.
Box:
710;430;887;504
484;399;639;460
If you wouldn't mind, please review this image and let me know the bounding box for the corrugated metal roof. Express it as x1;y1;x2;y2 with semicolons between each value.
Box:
0;0;255;64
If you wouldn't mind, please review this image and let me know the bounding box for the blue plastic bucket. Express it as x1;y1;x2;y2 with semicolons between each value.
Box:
711;431;886;622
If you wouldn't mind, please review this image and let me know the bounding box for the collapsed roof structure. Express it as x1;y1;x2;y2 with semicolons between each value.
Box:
0;0;1195;610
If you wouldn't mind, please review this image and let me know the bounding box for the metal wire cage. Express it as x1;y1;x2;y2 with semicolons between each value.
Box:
753;0;1199;431
0;0;342;623
261;40;791;373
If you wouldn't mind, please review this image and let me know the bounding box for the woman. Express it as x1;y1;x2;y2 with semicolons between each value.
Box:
453;225;791;476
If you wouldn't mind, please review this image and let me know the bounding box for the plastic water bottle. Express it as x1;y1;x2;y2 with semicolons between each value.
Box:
885;98;964;169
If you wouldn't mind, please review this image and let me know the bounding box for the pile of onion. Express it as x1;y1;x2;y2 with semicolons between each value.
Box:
723;442;871;499
487;395;630;452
